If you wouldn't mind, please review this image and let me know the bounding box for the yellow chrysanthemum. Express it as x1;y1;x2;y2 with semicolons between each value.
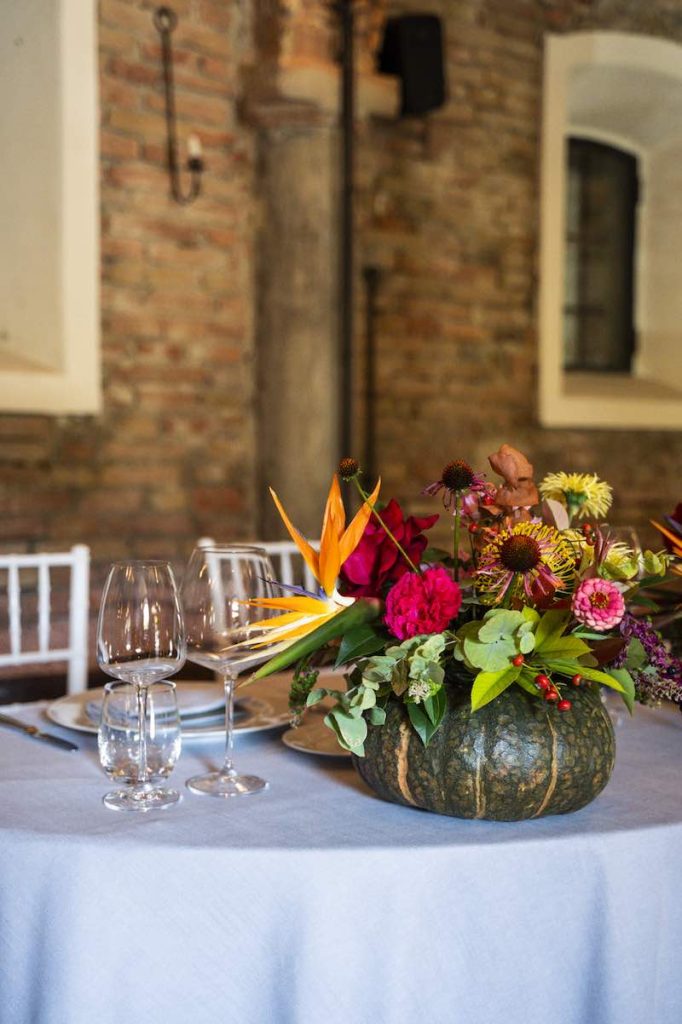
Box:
539;472;613;520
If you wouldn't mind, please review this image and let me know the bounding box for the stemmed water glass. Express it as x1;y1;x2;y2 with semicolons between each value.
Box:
181;545;276;798
96;560;186;811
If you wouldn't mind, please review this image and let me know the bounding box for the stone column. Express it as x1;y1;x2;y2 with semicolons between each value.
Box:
242;1;397;539
255;116;340;539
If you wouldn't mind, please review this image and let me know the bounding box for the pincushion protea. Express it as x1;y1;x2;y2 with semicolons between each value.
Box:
475;521;575;604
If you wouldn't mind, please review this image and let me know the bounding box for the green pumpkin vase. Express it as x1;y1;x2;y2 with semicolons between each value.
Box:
352;679;615;821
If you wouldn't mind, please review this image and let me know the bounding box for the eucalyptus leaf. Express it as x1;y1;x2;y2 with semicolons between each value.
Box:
324;708;368;753
358;686;377;710
305;689;326;707
367;706;386;726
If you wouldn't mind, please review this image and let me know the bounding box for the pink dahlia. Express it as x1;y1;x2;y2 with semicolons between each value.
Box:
571;578;625;631
384;566;462;641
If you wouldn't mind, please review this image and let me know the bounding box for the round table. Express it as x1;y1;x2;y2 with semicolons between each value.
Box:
0;691;681;1024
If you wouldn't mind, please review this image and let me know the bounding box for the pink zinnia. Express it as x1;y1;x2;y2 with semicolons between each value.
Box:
571;578;625;631
384;565;462;641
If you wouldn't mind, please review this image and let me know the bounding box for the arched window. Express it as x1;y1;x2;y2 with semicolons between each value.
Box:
539;32;682;430
563;138;638;374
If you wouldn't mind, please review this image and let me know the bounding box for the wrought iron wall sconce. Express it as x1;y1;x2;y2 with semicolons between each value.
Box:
153;6;204;204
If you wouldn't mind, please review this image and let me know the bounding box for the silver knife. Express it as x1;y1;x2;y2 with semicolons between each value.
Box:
0;712;78;752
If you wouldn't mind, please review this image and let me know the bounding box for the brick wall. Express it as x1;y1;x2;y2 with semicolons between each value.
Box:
0;0;258;597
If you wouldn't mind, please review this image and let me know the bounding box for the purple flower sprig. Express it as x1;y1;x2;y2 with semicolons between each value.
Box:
612;613;682;705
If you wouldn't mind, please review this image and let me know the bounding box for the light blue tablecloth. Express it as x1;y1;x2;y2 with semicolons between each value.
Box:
0;697;681;1024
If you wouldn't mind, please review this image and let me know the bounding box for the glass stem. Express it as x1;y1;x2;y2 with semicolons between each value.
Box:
221;672;237;777
135;682;150;791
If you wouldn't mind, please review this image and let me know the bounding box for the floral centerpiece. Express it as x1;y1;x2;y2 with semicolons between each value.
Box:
248;445;681;820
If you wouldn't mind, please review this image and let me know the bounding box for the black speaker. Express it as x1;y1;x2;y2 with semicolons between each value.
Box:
378;14;446;117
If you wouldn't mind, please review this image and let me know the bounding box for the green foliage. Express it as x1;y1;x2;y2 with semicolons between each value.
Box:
471;665;522;710
455;608;536;673
288;661;320;717
605;668;636;713
335;624;385;667
407;685;447;746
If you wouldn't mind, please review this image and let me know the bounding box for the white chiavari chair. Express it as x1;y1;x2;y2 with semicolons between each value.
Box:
0;545;90;696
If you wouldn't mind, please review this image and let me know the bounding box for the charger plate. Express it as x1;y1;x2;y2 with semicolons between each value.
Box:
281;708;351;758
46;675;294;741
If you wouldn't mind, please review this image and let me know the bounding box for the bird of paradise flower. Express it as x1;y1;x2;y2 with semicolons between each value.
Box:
242;474;382;652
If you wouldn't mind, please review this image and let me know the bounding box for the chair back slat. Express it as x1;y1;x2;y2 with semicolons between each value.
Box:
277;551;294;587
67;545;90;694
7;563;22;657
38;563;51;653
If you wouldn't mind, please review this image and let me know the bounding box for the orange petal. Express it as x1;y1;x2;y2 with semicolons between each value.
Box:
339;477;382;565
247;595;331;615
247;612;338;648
319;476;345;555
319;524;341;597
269;487;320;583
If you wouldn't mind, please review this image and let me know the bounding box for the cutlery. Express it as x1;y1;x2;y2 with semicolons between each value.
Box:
0;712;78;752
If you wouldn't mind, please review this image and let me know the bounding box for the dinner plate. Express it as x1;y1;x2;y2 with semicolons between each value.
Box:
281;709;351;758
46;675;294;741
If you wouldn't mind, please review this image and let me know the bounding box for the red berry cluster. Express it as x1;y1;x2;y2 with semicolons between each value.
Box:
534;673;572;712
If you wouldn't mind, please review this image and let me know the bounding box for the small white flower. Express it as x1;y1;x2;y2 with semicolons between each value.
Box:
408;680;431;704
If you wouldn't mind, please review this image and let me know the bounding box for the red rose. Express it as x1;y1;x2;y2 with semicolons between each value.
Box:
339;499;438;598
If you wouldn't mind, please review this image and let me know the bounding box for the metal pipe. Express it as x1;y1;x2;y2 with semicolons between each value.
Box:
338;0;355;459
362;265;381;488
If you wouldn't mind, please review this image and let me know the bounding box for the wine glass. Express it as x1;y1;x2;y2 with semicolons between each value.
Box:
96;560;186;812
98;681;182;811
181;545;276;798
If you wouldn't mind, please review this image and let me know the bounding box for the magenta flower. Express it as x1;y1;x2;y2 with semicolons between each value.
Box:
339;499;437;598
384;566;462;640
571;578;625;631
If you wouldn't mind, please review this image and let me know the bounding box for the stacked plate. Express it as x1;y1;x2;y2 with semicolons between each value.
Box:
46;676;293;742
